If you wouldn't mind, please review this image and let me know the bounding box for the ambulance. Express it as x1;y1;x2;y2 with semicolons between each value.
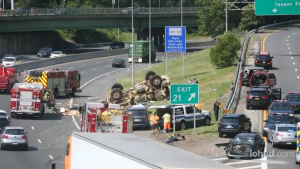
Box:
78;102;133;133
23;69;81;98
10;83;45;118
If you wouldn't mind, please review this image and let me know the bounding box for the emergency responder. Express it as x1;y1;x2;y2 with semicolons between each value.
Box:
162;112;171;132
230;83;235;93
213;99;221;121
196;102;202;110
150;112;159;134
44;90;50;101
193;77;198;84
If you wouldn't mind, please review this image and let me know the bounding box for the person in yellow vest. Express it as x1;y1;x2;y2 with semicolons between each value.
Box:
150;112;159;134
162;112;171;132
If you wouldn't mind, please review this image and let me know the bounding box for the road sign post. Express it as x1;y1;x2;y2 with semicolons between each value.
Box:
165;26;186;76
255;0;300;16
170;84;199;134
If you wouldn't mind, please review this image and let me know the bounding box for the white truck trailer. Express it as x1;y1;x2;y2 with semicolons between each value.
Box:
64;132;235;169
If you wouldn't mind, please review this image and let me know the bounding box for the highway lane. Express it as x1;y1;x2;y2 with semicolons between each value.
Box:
264;27;300;169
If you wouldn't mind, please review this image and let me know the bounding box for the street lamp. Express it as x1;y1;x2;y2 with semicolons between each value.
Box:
181;0;185;77
131;0;135;85
148;0;151;69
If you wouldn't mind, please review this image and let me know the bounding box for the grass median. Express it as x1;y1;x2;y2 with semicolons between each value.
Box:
118;48;236;136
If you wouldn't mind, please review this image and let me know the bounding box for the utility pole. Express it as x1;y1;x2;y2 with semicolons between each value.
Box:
131;0;135;85
117;0;120;41
225;0;228;32
148;0;151;69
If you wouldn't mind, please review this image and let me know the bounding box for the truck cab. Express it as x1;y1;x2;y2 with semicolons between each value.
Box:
148;105;211;131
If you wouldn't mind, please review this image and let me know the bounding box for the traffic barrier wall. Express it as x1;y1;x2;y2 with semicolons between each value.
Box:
224;20;300;111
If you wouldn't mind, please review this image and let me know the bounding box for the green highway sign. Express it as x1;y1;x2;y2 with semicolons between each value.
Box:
170;84;199;104
255;0;300;16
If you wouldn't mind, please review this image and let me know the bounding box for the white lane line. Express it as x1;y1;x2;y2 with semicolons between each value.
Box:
291;57;293;59
298;76;300;79
290;51;292;54
97;62;100;63
93;68;96;70
49;155;54;160
287;43;289;45
288;47;290;49
293;33;296;34
81;65;85;66
225;161;256;165
104;65;109;67
239;165;261;169
31;126;34;130
38;139;42;143
261;136;268;169
212;158;227;161
296;69;298;71
72;115;80;130
286;39;288;41
69;67;73;69
81;72;84;73
293;62;296;65
288;36;290;38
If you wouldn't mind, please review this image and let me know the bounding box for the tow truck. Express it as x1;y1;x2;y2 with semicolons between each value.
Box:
10;83;46;119
239;67;276;87
0;65;18;93
24;69;81;98
78;101;133;133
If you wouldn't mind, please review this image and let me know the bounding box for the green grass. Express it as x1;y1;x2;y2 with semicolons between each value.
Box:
121;32;210;41
118;48;236;135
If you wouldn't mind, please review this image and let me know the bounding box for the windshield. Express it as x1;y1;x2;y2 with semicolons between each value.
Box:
256;55;271;60
53;51;61;54
233;135;254;144
0;113;7;117
39;48;51;52
0;119;9;127
250;91;267;96
114;59;123;62
29;70;42;77
286;95;300;101
128;109;146;116
3;58;15;62
272;103;291;110
221;117;238;123
278;127;296;132
5;129;25;135
4;54;13;58
267;116;291;123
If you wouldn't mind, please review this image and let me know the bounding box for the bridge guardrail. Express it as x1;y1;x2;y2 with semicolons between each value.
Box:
224;19;300;112
0;7;200;17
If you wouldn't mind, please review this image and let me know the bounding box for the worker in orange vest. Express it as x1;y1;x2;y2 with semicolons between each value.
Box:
150;112;159;134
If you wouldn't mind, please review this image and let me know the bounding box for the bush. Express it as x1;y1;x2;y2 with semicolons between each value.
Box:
209;32;241;68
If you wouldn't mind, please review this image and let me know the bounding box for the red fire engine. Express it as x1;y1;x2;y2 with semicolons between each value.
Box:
24;69;81;98
0;65;17;93
10;83;45;119
79;102;133;133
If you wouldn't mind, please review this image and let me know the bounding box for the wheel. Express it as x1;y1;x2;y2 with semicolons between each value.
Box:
226;155;234;159
149;75;163;89
296;161;300;165
180;121;186;130
267;134;271;143
110;89;123;101
272;139;277;148
246;103;250;109
145;71;156;81
248;126;251;133
22;145;28;151
204;116;211;126
219;132;223;138
0;144;5;150
71;87;76;97
111;83;124;90
112;65;114;68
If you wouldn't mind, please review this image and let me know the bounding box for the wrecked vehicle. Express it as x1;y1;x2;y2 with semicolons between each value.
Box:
106;71;170;106
225;133;265;159
239;67;276;87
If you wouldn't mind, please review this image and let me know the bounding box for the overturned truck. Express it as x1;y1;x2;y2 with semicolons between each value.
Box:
106;71;170;106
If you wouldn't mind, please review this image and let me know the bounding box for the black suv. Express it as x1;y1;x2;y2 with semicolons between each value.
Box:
246;87;270;109
37;47;53;58
254;52;273;69
110;42;125;50
218;114;251;137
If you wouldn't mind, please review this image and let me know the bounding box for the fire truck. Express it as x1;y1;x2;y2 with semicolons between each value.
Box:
78;102;133;133
24;69;81;98
10;83;45;119
0;65;18;93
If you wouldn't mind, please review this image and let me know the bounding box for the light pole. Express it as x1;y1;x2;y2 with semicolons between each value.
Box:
181;0;185;77
117;0;120;41
225;0;228;32
148;0;151;69
131;0;135;85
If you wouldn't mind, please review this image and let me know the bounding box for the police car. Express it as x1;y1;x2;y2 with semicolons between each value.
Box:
254;52;273;69
268;100;294;117
284;92;300;113
148;105;211;131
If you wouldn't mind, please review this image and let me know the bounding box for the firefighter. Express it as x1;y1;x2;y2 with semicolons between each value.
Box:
44;90;50;101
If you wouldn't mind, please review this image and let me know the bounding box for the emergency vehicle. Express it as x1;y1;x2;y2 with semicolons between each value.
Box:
23;69;81;98
10;83;45;118
78;102;133;133
254;52;273;69
239;68;276;87
0;65;17;93
296;122;300;165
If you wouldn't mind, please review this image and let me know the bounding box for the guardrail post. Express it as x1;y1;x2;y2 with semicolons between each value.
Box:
51;162;56;169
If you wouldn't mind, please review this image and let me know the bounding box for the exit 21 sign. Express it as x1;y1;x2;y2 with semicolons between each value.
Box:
170;84;199;105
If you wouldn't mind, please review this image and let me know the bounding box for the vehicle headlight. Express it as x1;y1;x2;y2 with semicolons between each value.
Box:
264;127;269;130
290;114;294;116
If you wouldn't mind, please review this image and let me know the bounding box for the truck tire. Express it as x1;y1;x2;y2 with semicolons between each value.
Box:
149;75;162;89
110;89;123;101
180;121;186;130
145;71;156;81
111;83;124;90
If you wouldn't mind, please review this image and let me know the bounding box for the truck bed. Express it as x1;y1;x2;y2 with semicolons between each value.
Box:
72;132;234;169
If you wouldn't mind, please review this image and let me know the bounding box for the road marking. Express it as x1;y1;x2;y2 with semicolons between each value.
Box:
93;68;96;70
287;43;289;45
262;33;273;52
81;72;84;73
31;126;34;130
212;158;227;161
81;65;85;66
290;51;292;54
38;139;42;143
240;165;261;169
291;57;293;59
72;115;80;130
49;155;54;160
288;47;290;49
286;39;288;41
288;36;290;38
293;62;296;65
225;160;257;165
297;76;299;79
69;67;73;69
293;33;296;34
97;62;100;63
296;69;298;71
104;65;109;67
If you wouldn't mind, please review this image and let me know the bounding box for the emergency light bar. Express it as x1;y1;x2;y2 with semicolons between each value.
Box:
270;113;291;116
289;92;300;94
273;100;289;103
258;52;270;55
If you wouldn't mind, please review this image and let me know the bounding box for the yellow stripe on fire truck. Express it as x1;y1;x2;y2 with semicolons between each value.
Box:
38;77;47;87
24;76;31;83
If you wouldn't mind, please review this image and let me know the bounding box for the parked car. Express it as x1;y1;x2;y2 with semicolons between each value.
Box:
218;114;251;137
37;47;53;58
110;42;125;50
112;59;126;68
0;126;28;150
127;104;150;129
50;51;66;58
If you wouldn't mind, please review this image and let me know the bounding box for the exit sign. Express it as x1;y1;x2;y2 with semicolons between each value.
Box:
170;84;199;105
255;0;300;16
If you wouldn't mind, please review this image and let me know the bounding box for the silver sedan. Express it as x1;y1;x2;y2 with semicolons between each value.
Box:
267;123;297;148
0;126;28;150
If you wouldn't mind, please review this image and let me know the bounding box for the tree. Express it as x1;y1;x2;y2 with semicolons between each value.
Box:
197;0;225;37
238;4;266;31
209;31;240;68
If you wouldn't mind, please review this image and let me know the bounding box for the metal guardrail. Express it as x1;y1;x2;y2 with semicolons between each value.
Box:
0;7;200;17
224;19;300;111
